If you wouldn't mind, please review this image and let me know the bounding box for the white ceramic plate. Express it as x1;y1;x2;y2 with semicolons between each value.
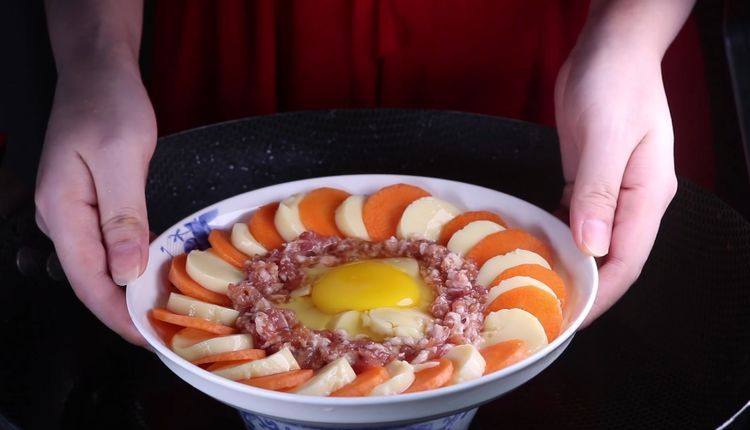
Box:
127;174;597;427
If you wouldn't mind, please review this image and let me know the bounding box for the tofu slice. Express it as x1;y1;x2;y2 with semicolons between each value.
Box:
476;249;551;287
444;344;486;385
447;220;505;256
397;197;461;241
334;195;371;240
482;308;548;353
212;347;299;381
185;250;245;293
486;276;558;305
230;223;268;256
274;193;307;242
172;333;253;362
369;360;415;396
362;308;432;339
327;310;363;337
166;292;239;325
294;357;356;396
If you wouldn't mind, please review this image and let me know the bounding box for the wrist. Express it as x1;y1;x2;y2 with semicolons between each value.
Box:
55;42;141;84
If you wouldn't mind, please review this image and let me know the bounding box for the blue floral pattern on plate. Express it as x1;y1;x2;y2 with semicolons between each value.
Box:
238;408;477;430
159;208;219;257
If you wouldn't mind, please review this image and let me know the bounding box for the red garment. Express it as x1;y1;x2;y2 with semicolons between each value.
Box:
150;0;713;189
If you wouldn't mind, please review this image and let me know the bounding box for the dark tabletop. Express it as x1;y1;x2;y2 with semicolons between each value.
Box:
1;110;749;430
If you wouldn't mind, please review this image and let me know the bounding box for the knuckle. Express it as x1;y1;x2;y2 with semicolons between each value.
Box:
101;207;146;237
575;182;619;212
608;255;642;285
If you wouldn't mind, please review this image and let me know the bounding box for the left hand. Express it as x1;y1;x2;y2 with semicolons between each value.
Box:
555;42;678;326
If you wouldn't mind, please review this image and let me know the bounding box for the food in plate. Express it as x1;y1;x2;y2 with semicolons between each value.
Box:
150;183;567;397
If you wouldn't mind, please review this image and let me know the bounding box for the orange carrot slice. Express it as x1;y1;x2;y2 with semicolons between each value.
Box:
207;229;249;268
491;264;568;308
465;229;553;267
150;308;237;335
362;184;430;241
249;202;285;250
206;359;253;371
330;366;390;397
485;286;562;340
241;369;315;391
438;211;507;245
191;348;267;365
149;313;184;344
480;340;529;374
299;187;351;237
403;358;454;393
168;254;232;306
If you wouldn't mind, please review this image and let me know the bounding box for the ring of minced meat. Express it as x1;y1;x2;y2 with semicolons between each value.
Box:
228;231;487;371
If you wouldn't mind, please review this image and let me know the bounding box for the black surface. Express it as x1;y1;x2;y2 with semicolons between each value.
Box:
1;110;749;429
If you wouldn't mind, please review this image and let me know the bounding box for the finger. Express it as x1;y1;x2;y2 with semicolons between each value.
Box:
41;157;146;345
581;130;677;327
568;120;636;257
88;142;151;286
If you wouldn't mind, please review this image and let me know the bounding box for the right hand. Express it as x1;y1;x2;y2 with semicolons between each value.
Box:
35;61;156;345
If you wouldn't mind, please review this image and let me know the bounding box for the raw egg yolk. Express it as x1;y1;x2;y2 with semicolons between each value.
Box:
311;260;421;314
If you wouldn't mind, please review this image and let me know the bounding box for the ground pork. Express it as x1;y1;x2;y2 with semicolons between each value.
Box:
228;231;486;370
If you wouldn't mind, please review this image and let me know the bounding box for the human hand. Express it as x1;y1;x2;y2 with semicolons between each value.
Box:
555;42;678;326
35;62;156;344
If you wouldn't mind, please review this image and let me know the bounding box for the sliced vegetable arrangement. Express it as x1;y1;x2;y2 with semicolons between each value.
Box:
150;183;567;396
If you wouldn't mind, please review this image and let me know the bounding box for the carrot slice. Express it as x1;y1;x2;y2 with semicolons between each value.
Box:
249;202;285;250
330;366;390;397
465;229;553;267
149;313;183;344
299;187;351;237
150;308;237;335
192;348;266;365
207;229;249;268
491;264;568;308
480;339;529;374
485;286;562;340
403;358;454;393
362;184;431;241
206;359;253;371
168;254;232;306
241;369;314;391
438;211;507;245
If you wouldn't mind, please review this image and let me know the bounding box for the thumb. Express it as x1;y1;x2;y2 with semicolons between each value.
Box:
568;125;633;257
91;149;150;286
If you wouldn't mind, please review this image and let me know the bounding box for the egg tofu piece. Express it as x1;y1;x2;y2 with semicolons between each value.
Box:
486;276;558;304
213;347;299;381
327;310;363;337
482;308;548;353
447;220;505;256
230;223;268;256
166;292;239;325
172;333;253;362
476;249;551;287
444;344;486;384
294;357;356;396
397;197;461;241
334;195;371;240
185;250;245;294
369;360;415;396
362;307;433;339
274;193;307;242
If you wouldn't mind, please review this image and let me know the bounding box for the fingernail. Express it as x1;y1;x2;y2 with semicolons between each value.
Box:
110;241;142;286
581;219;610;257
